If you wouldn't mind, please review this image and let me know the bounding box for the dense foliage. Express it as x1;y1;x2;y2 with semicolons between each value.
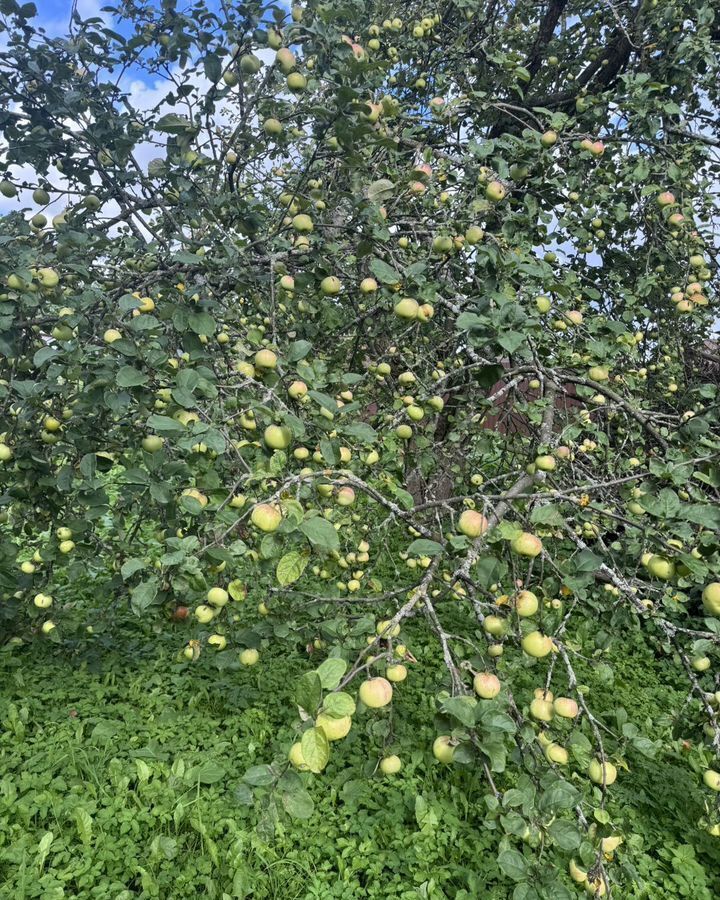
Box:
1;0;720;895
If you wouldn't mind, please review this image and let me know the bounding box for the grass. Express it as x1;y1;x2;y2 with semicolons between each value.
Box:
1;615;719;898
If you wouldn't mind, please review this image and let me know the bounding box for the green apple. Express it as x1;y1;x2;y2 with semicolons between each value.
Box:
432;735;455;763
254;349;277;369
207;587;229;607
515;590;538;617
521;631;553;658
702;582;720;616
553;697;579;718
386;664;407;682
588;758;617;785
511;532;543;557
316;713;352;741
251;503;282;532
264;424;292;450
320;275;342;295
240;648;260;665
142;435;164;452
379;755;402;774
394;297;418;319
195;604;215;624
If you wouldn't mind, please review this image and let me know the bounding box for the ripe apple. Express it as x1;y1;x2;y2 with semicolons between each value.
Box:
521;631;553;658
379;755;402;775
359;676;393;708
142;435;164;453
289;742;308;770
287;72;307;92
535;455;556;472
377;619;400;637
251;503;282;532
336;487;355;506
195;604;215;624
104;328;122;343
645;555;675;580
207;587;229;607
432;735;455;764
511;532;543;557
588;366;609;382
208;634;227;650
588;758;617;785
37;267;59;288
394;297;419;319
172;606;189;621
316;713;352;741
530;697;553;721
483;615;506;637
657;191;675;207
553;697;579;718
33;593;53;609
320;275;341;295
275;47;296;73
541;129;558;147
288;381;307;399
264;424;292;450
458;509;489;538
0;442;13;462
515;590;538;617
703;769;720;791
59;540;75;554
240;648;260;666
474;672;500;699
702;582;720;615
485;180;506;202
386;664;407;682
545;743;568;764
41;621;56;634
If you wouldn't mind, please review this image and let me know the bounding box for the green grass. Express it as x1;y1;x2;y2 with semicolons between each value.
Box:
1;620;719;899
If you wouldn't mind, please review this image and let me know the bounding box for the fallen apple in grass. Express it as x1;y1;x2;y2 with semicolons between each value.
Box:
379;755;402;774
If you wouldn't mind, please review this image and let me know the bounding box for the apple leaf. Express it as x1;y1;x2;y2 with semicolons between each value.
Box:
407;538;444;556
295;672;322;716
300;517;340;552
321;691;355;718
276;550;309;586
316;657;347;690
301;727;330;773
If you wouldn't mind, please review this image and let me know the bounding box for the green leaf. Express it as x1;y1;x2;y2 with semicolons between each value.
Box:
121;558;146;580
321;691;355;718
407;538;444;555
242;765;274;787
497;849;529;881
295;672;322;716
74;808;93;846
301;727;330;773
367;179;395;202
116;366;148;388
548;819;582;851
188;312;216;335
369;257;401;284
539;778;580;813
276;550;309;586
316;657;348;690
282;787;314;819
530;505;564;526
195;761;226;784
300;517;340;552
342;422;377;443
130;578;159;616
497;331;525;354
442;696;477;727
287;340;312;362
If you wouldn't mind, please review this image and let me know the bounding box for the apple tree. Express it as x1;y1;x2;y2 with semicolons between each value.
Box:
1;0;720;893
